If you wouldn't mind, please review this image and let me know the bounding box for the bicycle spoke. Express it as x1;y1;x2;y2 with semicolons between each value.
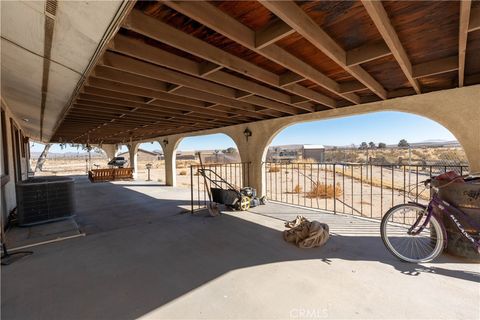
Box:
382;204;443;263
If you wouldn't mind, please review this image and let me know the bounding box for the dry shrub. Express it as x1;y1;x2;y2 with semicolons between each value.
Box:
269;165;281;173
306;182;342;199
179;170;187;176
292;158;317;164
293;184;302;194
176;161;186;169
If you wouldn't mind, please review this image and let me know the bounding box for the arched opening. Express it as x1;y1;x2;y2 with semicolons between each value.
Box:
127;141;165;183
175;133;242;189
29;141;108;176
263;111;468;219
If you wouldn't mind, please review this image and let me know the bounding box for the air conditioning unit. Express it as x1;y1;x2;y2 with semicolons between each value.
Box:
16;177;75;226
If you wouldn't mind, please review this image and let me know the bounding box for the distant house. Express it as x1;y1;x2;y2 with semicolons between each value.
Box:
176;151;196;161
302;145;325;162
118;148;163;162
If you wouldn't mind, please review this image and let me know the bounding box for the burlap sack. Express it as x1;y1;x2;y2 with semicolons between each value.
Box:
283;215;330;248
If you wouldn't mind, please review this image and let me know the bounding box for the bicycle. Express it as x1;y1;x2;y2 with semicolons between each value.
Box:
380;173;480;263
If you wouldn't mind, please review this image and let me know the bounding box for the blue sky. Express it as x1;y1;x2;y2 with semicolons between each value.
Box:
31;111;455;153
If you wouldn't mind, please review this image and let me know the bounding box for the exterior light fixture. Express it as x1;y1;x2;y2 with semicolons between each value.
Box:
243;128;252;141
163;139;168;146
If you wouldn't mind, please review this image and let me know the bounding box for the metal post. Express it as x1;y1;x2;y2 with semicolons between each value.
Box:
333;164;336;214
408;146;412;186
190;165;194;213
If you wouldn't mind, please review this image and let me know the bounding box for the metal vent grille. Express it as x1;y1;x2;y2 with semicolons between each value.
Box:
45;0;57;16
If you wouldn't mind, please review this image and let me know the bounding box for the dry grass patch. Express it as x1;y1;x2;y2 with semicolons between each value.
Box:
293;184;302;194
268;165;281;173
306;182;342;199
292;158;317;164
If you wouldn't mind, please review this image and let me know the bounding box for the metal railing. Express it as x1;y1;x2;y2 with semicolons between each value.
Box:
264;162;469;220
190;162;250;213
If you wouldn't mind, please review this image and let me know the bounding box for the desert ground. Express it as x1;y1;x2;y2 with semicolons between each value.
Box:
30;146;468;220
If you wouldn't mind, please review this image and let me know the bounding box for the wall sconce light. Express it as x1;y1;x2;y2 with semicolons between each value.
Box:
163;139;168;146
243;128;252;142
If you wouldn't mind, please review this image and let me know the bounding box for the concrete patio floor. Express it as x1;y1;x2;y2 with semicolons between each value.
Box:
2;177;479;319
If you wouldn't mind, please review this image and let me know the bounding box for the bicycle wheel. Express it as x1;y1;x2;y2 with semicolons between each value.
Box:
381;203;444;263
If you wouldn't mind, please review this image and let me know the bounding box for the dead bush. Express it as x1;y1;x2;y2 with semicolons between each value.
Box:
269;165;281;173
179;170;187;176
292;158;317;164
306;182;342;199
293;184;302;194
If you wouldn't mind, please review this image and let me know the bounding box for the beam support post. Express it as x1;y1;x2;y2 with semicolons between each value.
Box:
160;137;182;187
101;144;118;161
127;142;139;180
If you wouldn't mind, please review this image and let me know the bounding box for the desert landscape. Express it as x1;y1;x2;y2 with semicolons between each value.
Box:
30;145;468;219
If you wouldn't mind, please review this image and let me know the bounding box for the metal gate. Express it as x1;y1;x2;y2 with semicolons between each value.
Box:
264;162;469;220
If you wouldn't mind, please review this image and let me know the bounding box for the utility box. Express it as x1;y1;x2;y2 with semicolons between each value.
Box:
16;177;75;226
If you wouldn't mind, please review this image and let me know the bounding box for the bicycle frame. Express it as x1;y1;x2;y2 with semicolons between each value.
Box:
409;194;480;253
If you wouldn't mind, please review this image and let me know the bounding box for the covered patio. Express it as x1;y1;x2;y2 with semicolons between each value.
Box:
2;177;479;319
2;1;480;319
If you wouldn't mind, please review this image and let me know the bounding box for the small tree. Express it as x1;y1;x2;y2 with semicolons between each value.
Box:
35;143;51;172
398;139;409;148
359;142;368;150
378;142;387;149
223;147;236;154
368;142;376;149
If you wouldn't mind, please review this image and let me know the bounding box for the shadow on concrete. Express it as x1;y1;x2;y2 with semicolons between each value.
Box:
2;176;478;320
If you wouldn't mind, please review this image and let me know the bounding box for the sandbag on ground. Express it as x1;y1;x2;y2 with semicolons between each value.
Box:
283;215;330;248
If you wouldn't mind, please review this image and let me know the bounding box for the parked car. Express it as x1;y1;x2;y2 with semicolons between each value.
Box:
107;157;127;168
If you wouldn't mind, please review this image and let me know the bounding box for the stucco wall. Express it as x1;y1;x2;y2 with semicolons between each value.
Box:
135;85;480;195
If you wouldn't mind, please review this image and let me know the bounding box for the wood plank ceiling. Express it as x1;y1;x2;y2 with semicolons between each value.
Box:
52;0;480;144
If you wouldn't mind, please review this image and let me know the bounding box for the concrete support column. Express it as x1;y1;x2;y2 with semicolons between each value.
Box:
127;143;139;180
227;126;278;197
101;144;118;161
160;137;182;186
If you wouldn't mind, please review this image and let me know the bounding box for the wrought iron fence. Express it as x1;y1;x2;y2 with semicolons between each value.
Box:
190;162;250;213
264;162;469;220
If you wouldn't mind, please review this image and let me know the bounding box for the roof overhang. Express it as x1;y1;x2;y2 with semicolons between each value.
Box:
2;1;479;144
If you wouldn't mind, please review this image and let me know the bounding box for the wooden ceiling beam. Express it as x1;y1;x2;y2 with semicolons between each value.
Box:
111;33;325;111
255;20;295;49
282;83;334;108
199;61;223;76
73;105;198;124
102;51;235;99
261;1;387;99
124;10;278;85
93;67;266;120
339;81;367;94
239;95;306;115
159;3;353;105
346;41;391;66
279;71;305;87
76;100;236;126
77;94;239;126
459;1;472;87
362;1;421;94
171;86;276;117
468;7;480;32
412;56;459;79
87;77;207;108
100;52;268;120
81;86;149;104
82;85;239;120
